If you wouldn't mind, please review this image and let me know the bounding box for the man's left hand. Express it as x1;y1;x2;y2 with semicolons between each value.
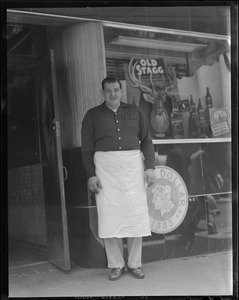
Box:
144;169;155;186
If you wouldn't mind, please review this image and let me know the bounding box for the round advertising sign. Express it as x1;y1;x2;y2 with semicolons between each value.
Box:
147;166;188;234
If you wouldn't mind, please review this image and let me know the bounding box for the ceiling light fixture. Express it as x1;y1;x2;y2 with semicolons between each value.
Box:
109;36;207;52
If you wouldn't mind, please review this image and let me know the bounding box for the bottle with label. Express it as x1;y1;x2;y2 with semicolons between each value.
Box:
205;87;213;137
197;98;206;123
189;95;196;116
196;98;207;137
205;87;213;109
171;96;184;138
188;111;197;138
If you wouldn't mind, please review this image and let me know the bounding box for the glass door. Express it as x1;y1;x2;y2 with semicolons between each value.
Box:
39;49;71;270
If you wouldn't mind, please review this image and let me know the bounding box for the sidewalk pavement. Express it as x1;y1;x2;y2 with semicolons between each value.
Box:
9;251;234;298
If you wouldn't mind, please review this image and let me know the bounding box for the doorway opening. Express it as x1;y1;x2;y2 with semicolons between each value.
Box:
7;23;49;268
7;19;72;271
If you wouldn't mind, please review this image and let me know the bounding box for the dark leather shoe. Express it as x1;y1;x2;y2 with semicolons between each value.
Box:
108;267;125;281
128;267;145;279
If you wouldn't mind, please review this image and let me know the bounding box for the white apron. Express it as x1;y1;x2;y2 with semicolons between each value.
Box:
94;150;151;238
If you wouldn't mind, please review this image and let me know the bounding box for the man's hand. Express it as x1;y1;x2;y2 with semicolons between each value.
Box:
88;176;102;194
144;169;155;186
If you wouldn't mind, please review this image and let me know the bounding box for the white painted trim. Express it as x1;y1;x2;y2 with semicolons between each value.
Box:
153;138;231;144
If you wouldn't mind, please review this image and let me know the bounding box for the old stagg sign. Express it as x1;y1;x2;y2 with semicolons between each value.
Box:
147;166;188;234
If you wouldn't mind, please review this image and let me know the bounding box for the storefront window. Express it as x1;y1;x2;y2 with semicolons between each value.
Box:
103;21;232;193
103;23;232;248
103;24;231;141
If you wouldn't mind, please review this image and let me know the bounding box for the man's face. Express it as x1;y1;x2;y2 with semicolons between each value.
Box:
103;81;122;110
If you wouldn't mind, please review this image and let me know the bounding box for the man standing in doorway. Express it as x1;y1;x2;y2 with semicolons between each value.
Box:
81;76;155;281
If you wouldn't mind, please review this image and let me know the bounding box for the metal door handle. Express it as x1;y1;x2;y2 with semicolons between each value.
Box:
63;166;68;181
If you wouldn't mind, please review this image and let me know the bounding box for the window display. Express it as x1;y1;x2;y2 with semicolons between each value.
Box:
103;24;231;141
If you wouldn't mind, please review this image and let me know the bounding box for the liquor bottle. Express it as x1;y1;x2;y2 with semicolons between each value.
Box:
205;87;213;137
205;87;213;109
188;95;197;138
188;111;197;138
171;96;184;138
197;98;206;122
189;95;196;116
196;98;207;137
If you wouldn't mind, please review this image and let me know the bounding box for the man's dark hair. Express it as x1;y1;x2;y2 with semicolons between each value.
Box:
102;76;122;90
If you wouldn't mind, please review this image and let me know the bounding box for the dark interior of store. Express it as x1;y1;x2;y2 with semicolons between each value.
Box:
7;23;48;268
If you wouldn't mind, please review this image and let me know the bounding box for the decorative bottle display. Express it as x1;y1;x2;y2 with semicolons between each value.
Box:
188;95;197;138
171;96;184;138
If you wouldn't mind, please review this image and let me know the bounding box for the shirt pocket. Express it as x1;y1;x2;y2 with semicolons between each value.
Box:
123;106;138;119
123;111;138;130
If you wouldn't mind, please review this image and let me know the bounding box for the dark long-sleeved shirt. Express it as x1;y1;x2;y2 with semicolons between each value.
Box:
81;101;155;179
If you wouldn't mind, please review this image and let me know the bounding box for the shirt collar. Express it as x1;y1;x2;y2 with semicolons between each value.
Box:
100;101;128;112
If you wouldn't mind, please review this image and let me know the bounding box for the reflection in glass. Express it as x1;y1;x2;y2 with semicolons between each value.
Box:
201;142;231;193
164;192;232;259
208;193;232;253
164;196;208;259
155;142;231;196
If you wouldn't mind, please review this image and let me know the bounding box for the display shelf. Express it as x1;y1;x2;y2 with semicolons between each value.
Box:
152;137;231;144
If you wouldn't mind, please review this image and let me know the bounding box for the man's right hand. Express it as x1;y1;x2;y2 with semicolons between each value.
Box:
88;176;102;194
